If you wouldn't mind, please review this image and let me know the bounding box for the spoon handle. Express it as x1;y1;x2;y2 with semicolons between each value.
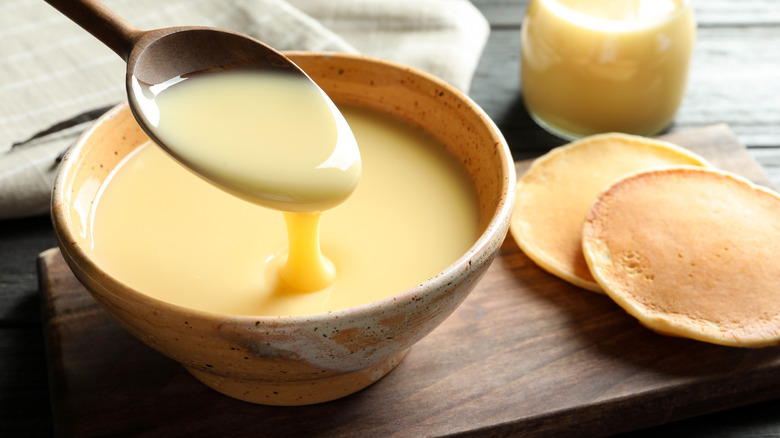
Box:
43;0;141;61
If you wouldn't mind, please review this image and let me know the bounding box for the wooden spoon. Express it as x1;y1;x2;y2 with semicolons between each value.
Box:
43;0;307;151
44;0;361;213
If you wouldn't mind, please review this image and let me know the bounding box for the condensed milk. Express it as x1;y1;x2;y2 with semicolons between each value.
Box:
87;106;480;316
130;71;363;292
131;71;362;213
521;0;695;139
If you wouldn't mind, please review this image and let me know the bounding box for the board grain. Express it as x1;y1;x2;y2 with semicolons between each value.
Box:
40;124;780;437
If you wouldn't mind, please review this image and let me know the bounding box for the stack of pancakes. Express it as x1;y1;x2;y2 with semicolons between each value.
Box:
510;133;780;348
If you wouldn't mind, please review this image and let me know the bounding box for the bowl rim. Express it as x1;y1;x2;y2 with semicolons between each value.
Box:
51;51;516;326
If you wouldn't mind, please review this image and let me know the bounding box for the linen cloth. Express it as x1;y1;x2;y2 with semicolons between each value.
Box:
0;0;489;219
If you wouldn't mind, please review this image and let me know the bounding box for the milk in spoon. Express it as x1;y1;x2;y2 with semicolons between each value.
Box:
130;71;361;292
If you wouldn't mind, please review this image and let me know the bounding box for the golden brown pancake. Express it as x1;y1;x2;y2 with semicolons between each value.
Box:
582;166;780;347
510;133;710;292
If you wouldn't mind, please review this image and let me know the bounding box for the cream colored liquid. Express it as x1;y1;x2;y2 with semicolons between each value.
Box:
88;106;480;316
131;71;362;292
521;0;695;138
130;71;361;213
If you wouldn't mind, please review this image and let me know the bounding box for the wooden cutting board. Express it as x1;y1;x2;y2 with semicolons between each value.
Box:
39;124;780;437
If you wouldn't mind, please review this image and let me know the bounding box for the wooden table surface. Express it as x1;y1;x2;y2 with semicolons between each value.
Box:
2;1;780;436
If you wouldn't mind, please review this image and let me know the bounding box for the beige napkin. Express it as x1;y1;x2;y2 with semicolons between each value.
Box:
0;0;489;219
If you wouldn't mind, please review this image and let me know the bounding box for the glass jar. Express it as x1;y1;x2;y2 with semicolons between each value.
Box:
521;0;696;139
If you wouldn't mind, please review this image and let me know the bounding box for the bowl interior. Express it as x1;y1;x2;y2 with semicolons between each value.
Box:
54;52;514;311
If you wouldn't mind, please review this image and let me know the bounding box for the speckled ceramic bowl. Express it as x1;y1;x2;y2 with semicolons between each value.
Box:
51;52;515;406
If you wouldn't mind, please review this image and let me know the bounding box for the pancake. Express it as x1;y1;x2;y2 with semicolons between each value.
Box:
582;166;780;347
510;133;710;292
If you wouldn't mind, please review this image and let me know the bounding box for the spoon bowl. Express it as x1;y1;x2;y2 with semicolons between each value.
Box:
129;27;301;84
44;0;359;211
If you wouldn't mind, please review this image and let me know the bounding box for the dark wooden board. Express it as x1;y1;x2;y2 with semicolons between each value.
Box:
40;125;780;437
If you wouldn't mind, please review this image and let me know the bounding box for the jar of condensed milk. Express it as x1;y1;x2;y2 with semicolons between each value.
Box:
520;0;696;140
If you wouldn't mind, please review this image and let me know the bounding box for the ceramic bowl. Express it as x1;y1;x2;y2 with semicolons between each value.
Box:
51;52;516;406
